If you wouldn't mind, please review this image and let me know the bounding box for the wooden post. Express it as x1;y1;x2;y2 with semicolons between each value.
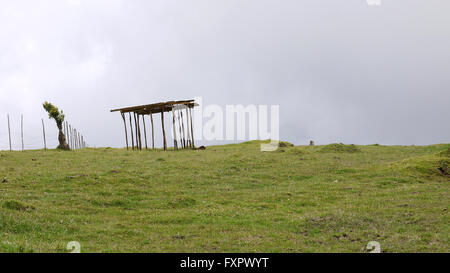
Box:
129;113;135;150
133;113;139;150
68;124;71;149
137;114;142;150
142;114;148;149
180;110;186;148
172;108;178;150
42;119;47;150
185;108;191;148
189;106;195;148
150;113;155;149
74;129;77;149
65;122;69;149
177;110;183;148
74;130;77;149
7;114;11;151
69;124;73;149
71;126;74;149
161;111;167;150
64;122;66;146
21;114;24;151
121;112;129;150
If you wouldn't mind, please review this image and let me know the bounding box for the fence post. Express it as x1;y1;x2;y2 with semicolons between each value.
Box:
69;125;73;149
7;114;12;151
21;114;24;151
65;122;69;149
42;119;47;150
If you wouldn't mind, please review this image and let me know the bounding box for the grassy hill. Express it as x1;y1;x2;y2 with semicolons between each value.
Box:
0;141;449;252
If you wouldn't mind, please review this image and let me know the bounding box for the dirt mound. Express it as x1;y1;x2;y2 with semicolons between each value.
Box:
279;141;294;148
437;148;450;158
2;200;35;211
437;161;449;176
319;143;361;153
388;153;450;179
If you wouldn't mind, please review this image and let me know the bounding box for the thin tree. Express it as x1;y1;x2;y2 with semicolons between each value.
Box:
42;102;70;150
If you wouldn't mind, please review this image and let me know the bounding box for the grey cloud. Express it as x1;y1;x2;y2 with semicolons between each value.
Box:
0;0;449;150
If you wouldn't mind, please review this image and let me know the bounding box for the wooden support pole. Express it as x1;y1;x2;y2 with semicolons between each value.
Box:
135;114;139;150
67;122;70;148
7;114;11;151
68;124;71;149
177;110;184;149
150;113;155;149
142;114;148;149
63;122;66;146
129;113;135;150
133;112;139;150
185;108;191;148
180;110;186;149
42;119;47;150
161;111;167;150
71;126;74;149
74;129;77;149
21;114;24;151
65;122;69;149
189;106;195;148
172;108;178;150
121;112;129;150
75;130;77;149
137;114;142;150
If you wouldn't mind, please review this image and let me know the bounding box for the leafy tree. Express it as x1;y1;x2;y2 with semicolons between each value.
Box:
43;102;70;150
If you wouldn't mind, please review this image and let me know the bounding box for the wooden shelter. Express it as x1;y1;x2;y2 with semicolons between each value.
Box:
111;100;197;150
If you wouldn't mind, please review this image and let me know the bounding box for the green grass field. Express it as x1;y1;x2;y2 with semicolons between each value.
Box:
0;141;449;253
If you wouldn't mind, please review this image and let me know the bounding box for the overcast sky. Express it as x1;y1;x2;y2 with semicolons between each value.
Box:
0;0;449;150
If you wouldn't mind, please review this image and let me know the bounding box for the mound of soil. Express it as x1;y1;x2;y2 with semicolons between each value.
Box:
388;153;450;180
319;143;361;153
2;200;35;211
279;141;294;148
438;148;450;158
438;161;449;176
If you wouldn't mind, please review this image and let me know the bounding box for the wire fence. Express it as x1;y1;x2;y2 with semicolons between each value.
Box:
0;114;89;151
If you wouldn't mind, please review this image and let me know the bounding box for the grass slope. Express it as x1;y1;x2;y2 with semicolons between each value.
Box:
0;142;449;253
